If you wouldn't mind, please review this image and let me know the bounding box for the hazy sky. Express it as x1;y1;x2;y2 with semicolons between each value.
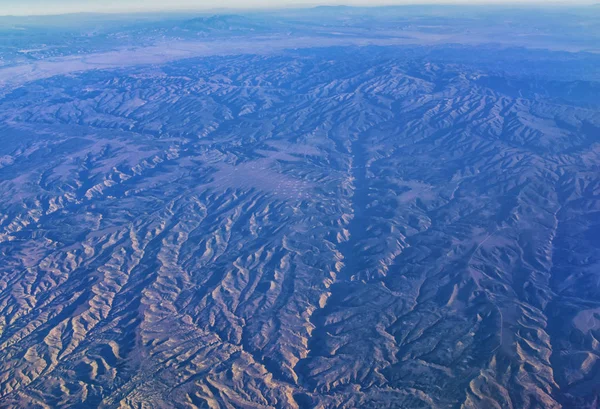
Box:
0;0;594;16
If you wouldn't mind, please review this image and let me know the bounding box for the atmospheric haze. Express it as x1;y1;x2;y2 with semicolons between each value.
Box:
0;0;596;16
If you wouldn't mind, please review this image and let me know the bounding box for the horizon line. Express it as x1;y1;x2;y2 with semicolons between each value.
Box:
0;1;597;18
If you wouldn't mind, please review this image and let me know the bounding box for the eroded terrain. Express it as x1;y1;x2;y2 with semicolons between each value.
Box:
0;7;599;409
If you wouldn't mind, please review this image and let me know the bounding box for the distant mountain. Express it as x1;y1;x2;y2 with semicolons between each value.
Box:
181;14;268;33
